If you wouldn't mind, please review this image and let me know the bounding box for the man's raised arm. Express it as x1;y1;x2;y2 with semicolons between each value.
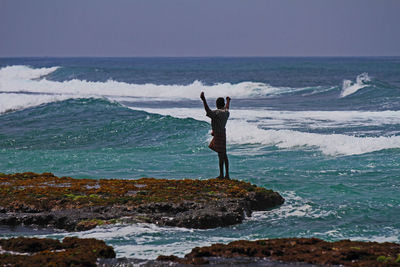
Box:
200;92;211;113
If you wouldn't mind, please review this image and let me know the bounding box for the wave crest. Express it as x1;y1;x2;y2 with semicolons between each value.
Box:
0;65;326;114
0;65;288;113
0;65;280;99
229;125;400;156
0;65;59;80
340;73;371;98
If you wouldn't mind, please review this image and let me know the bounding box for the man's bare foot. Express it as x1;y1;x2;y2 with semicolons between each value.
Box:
216;176;223;179
224;175;230;180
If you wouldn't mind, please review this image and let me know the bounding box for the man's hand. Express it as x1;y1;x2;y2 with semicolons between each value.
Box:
200;91;205;101
225;96;231;110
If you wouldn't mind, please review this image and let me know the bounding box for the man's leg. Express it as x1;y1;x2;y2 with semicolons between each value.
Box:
217;152;224;179
223;152;230;179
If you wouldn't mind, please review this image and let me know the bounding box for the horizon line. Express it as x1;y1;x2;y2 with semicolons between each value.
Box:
1;55;400;59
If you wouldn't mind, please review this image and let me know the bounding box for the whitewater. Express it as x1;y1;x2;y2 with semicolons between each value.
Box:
0;57;399;259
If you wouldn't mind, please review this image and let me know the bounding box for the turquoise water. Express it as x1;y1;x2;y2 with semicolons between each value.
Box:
0;57;399;258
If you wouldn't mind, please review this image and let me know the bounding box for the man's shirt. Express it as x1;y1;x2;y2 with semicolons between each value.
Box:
206;108;230;134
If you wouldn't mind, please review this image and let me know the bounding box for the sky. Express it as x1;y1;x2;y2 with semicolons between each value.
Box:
1;0;400;57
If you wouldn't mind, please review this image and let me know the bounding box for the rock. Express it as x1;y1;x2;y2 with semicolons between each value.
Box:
246;190;285;210
5;236;398;266
0;237;62;253
0;237;115;266
157;237;400;266
0;172;284;231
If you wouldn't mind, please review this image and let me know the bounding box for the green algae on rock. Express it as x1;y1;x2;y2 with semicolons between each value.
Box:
0;237;115;267
157;237;400;266
0;172;284;231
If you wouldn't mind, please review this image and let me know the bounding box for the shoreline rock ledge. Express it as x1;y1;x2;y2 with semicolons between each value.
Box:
0;172;284;231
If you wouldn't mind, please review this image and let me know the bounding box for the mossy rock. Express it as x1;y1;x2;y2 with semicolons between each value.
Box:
0;172;284;230
0;172;283;212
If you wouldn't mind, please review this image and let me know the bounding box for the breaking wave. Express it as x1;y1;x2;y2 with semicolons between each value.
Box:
129;107;400;156
0;65;284;111
0;65;339;114
0;65;59;80
340;73;371;98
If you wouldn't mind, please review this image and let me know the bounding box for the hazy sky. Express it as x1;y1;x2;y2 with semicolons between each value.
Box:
1;0;399;57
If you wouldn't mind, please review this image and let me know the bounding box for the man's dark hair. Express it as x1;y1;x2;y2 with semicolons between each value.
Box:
216;97;225;109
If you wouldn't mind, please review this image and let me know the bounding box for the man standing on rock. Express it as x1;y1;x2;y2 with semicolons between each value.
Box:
200;92;231;179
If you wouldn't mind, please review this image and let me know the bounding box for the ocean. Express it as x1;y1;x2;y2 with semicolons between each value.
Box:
0;57;399;259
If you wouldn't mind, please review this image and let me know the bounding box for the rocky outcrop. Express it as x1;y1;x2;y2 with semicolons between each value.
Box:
0;237;115;267
0;172;284;231
156;237;400;266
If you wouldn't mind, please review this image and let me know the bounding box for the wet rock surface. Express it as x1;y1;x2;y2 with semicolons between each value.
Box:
0;236;115;267
0;172;284;231
157;237;400;266
99;256;321;266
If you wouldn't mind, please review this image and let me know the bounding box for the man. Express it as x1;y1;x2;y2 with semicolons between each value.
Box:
200;91;231;179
